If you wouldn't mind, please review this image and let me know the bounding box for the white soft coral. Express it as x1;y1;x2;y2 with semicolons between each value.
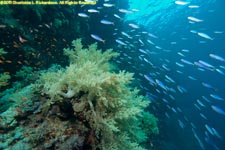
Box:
59;88;76;98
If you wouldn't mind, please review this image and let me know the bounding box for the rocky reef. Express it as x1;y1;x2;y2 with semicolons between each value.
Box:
0;39;158;150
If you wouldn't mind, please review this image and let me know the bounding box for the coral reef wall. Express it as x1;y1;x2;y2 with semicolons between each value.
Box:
0;39;158;150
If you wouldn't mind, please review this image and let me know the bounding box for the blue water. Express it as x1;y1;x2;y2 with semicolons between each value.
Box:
119;0;225;149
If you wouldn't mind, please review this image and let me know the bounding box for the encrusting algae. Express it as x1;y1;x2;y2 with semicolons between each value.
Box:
0;39;158;150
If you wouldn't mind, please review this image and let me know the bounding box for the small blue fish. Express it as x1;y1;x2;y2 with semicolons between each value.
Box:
78;13;89;18
211;105;225;115
118;9;133;14
194;104;201;110
103;3;114;7
90;34;105;43
201;82;214;89
192;128;205;150
138;39;144;45
188;5;200;8
169;95;175;100
121;32;132;39
198;60;215;69
115;39;126;45
168;87;176;93
146;92;157;102
172;107;177;113
165;112;170;118
155;79;167;91
162;98;169;103
220;65;225;69
177;85;187;93
211;128;223;140
87;9;99;13
165;75;175;83
182;49;190;52
216;68;225;75
197;99;205;107
175;1;190;5
205;124;214;135
188;76;197;80
148;33;158;39
200;113;207;120
181;59;193;65
197;32;213;40
210;94;224;101
128;23;139;29
209;54;225;62
177;52;185;57
139;49;147;54
114;14;122;20
147;39;155;45
202;96;211;103
190;30;198;34
176;62;184;67
100;19;114;25
144;74;155;85
162;64;170;71
178;119;185;129
187;16;203;22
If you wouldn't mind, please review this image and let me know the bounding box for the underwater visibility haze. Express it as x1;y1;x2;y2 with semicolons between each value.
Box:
0;0;225;149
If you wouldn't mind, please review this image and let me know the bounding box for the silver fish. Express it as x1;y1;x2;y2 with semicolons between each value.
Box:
100;19;114;25
175;1;189;5
188;16;203;22
121;32;132;39
115;39;126;45
181;59;193;65
78;13;89;18
209;54;225;62
103;3;114;7
90;34;105;43
200;113;207;120
139;49;147;54
114;14;122;20
198;60;215;69
210;94;224;101
212;105;225;115
216;69;225;75
205;124;214;135
155;79;167;91
197;32;214;40
87;9;99;13
165;75;175;83
128;23;139;29
188;5;200;9
177;85;187;93
118;9;133;14
144;74;155;85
